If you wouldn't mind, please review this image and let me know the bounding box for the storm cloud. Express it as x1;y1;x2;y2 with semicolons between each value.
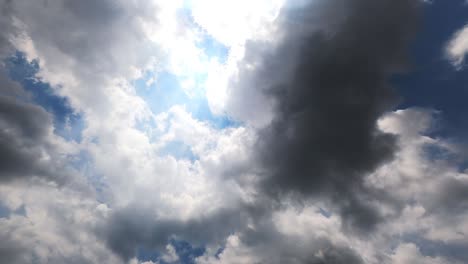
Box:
103;201;368;264
236;0;421;230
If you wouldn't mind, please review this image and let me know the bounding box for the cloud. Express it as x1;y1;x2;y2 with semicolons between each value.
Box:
0;182;120;264
229;0;421;232
0;0;19;58
0;58;82;187
0;95;55;180
0;0;260;255
446;24;468;68
0;1;163;262
101;204;258;262
191;107;468;264
190;0;284;47
367;108;468;262
195;205;366;264
391;243;449;264
1;0;468;263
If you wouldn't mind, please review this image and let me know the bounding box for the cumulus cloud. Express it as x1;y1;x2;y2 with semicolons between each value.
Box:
446;24;468;68
368;108;468;263
191;108;468;264
238;0;420;232
0;21;83;187
0;1;257;261
0;182;121;264
1;0;467;263
391;243;449;264
0;95;62;181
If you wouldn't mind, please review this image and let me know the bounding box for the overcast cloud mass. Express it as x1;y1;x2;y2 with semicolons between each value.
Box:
1;0;468;263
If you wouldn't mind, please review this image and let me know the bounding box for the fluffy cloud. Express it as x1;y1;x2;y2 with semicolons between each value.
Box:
391;243;448;264
1;0;467;263
0;95;72;183
446;24;468;68
0;182;119;264
192;108;468;264
242;0;419;232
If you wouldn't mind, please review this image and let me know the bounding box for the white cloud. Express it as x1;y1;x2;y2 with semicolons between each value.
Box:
0;182;122;264
446;24;468;68
1;1;258;261
191;0;285;126
190;0;284;47
391;243;450;264
161;244;180;263
196;234;262;264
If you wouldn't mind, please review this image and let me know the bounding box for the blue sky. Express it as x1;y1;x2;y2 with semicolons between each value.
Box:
396;0;468;139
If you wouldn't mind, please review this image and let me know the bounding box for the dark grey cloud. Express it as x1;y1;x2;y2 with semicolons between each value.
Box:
0;93;78;184
0;67;29;98
0;60;82;186
0;0;99;187
0;238;29;264
102;204;258;261
6;0;159;78
236;209;366;264
307;247;364;264
0;0;16;58
102;202;367;263
0;0;56;183
403;234;468;263
236;0;421;232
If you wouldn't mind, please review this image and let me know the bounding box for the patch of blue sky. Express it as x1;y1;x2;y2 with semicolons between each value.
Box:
0;202;10;219
402;233;468;262
170;239;205;264
137;239;205;264
392;0;468;141
318;207;332;218
215;247;225;259
178;5;229;63
423;142;468;173
135;71;185;115
423;144;458;163
5;54;109;196
137;70;238;128
135;71;239;160
134;114;158;136
69;150;110;203
137;246;162;263
134;8;235;160
197;33;229;63
6;52;84;142
0;202;26;219
134;4;233;128
159;140;198;161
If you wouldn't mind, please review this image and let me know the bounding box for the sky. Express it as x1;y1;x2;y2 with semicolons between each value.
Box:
1;0;468;263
